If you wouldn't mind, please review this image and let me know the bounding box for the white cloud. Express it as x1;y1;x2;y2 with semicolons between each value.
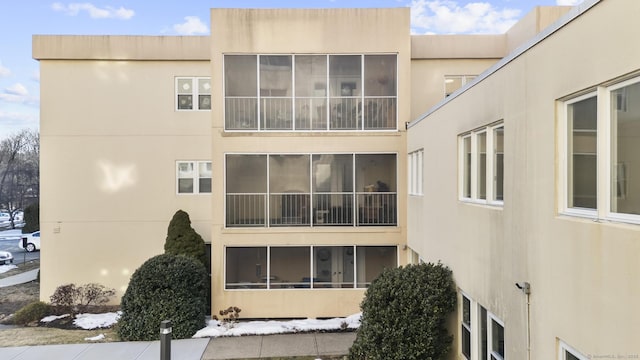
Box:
410;0;521;34
5;83;28;96
51;2;134;20
0;110;39;130
556;0;583;5
0;62;10;77
31;70;40;83
173;16;209;35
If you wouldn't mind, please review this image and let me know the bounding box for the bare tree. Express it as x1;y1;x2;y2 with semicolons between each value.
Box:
0;129;39;229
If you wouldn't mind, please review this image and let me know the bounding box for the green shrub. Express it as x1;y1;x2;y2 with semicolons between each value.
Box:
164;210;208;267
349;262;457;360
50;283;116;314
117;254;208;341
12;301;52;325
21;202;39;234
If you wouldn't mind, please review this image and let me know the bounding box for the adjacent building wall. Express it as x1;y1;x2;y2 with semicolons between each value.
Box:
35;36;212;300
408;0;639;358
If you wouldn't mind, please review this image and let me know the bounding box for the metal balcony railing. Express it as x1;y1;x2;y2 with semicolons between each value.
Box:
226;193;266;227
356;192;397;225
225;97;258;130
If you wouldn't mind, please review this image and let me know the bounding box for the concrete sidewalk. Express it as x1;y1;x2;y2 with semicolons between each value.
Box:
0;269;38;288
0;332;356;360
200;332;355;359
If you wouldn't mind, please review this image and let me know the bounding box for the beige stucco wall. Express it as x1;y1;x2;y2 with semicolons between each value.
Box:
210;8;410;318
408;0;639;358
37;54;212;300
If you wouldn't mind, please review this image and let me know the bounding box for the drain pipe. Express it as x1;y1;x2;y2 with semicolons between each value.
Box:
516;282;531;360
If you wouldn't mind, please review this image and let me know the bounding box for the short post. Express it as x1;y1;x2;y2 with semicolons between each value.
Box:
160;320;172;360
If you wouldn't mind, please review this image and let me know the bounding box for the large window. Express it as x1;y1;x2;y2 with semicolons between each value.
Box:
225;153;397;227
224;54;397;131
176;161;211;194
459;294;504;360
561;76;640;223
488;313;505;360
459;122;504;205
225;245;397;290
408;149;423;196
176;77;211;111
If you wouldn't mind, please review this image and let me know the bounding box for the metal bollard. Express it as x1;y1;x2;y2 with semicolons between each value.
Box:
160;320;172;360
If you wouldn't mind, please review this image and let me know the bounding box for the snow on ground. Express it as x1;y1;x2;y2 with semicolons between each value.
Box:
41;314;70;323
74;312;122;330
0;229;22;240
85;334;106;341
0;264;17;274
38;311;360;340
193;313;361;338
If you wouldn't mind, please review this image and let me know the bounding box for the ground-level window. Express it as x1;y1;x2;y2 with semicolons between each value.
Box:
459;122;504;205
225;245;397;290
176;161;211;194
489;313;505;360
176;77;211;111
461;294;472;359
558;340;588;360
561;75;640;223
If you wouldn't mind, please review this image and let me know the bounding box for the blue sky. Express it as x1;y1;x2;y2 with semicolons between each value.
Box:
0;0;583;136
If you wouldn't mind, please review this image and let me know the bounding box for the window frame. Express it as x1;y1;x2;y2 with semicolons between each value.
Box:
175;77;211;111
558;340;589;360
176;160;212;195
408;149;424;196
444;75;476;97
458;122;504;206
559;75;640;224
487;311;505;360
223;245;398;290
460;293;473;360
223;53;398;132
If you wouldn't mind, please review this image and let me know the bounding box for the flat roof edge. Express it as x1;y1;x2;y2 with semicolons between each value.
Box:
407;0;602;129
32;35;211;61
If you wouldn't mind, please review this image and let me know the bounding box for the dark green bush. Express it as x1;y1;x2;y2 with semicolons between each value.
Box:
22;202;39;234
164;210;208;267
12;301;52;325
349;262;457;360
117;254;208;341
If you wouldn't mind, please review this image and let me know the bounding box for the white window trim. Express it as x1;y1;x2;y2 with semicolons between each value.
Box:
559;76;640;225
487;311;505;360
408;149;424;196
176;160;212;195
175;77;211;111
444;75;476;98
558;340;589;360
459;122;504;206
460;292;474;360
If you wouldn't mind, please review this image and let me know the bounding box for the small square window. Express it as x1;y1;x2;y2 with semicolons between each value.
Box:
176;77;211;111
177;161;212;194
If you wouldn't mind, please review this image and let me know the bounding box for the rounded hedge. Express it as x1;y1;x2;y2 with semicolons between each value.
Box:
117;254;208;341
349;262;457;360
12;301;51;325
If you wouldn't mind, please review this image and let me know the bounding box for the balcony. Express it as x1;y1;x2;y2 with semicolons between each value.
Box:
226;192;396;227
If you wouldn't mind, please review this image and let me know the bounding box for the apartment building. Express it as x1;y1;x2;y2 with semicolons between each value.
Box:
33;4;617;349
408;0;640;359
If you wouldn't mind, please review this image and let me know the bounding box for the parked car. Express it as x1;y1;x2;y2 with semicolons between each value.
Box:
0;250;13;265
20;231;40;252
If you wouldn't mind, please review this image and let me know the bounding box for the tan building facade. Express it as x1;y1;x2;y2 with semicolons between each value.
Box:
32;4;632;357
408;0;640;359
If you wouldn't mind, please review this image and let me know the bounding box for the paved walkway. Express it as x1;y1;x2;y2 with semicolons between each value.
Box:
0;332;355;359
0;269;38;288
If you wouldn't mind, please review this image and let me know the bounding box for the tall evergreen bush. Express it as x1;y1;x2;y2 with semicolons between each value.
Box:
349;262;457;360
164;210;208;267
22;202;39;233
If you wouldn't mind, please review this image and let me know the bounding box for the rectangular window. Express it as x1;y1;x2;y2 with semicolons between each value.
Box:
558;340;588;360
488;313;505;360
408;149;423;196
176;77;210;111
445;75;476;97
459;122;504;205
225;153;397;228
225;245;397;290
224;54;397;131
176;161;212;194
561;76;640;224
461;295;472;359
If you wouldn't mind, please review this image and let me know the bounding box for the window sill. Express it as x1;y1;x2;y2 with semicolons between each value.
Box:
222;226;402;234
459;199;504;209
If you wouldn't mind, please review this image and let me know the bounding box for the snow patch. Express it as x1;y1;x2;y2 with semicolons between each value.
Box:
73;312;121;330
40;314;70;323
0;264;17;274
85;333;106;341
